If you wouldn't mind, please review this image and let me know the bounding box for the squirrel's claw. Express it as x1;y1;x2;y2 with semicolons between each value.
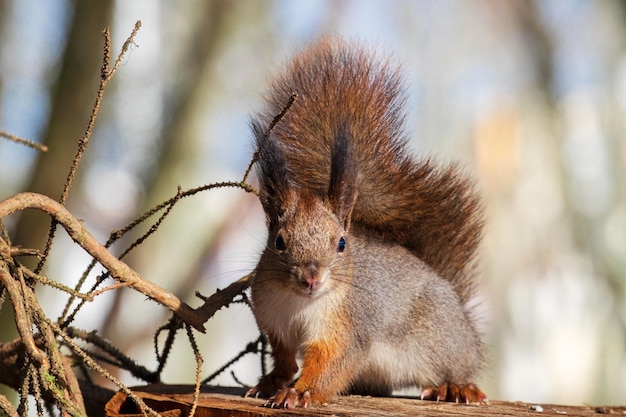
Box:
421;383;488;404
245;373;292;400
264;387;312;409
244;386;260;398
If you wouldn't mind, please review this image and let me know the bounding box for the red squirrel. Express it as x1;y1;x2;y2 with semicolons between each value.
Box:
245;38;486;408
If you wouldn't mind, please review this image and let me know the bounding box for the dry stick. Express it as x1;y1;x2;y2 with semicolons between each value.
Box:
0;394;19;417
185;324;203;417
107;21;141;82
0;192;205;332
48;320;160;417
110;180;256;254
0;131;48;153
18;356;49;417
15;262;86;416
21;267;94;301
61;180;254;327
0;239;46;363
36;21;142;274
241;92;297;183
66;332;155;383
17;362;31;416
88;281;130;298
118;186;182;260
60;265;102;322
31;304;86;416
202;335;262;384
154;316;182;376
194;272;252;323
0;285;6;312
59;354;86;417
65;327;127;364
11;247;44;259
30;365;45;417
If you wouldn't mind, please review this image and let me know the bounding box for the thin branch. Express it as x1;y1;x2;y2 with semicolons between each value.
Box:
107;20;141;81
65;327;157;383
154;316;182;376
242;92;297;183
49;320;160;417
36;20;143;274
0;131;48;152
109;180;256;249
0;192;206;332
61;22;141;207
62;180;255;327
0;394;19;417
21;267;93;301
117;186;182;260
0;240;46;363
10;247;44;259
194;272;252;323
203;335;262;385
185;324;203;417
88;282;130;298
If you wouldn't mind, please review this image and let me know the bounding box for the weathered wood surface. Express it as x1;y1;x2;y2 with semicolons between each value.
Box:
105;385;626;417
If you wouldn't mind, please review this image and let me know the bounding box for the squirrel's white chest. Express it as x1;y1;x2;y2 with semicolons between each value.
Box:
252;286;342;350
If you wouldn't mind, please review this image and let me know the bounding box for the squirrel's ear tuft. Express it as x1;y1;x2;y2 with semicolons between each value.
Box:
328;126;358;231
252;119;294;224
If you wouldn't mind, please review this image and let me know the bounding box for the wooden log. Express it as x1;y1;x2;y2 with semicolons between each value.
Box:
104;385;626;416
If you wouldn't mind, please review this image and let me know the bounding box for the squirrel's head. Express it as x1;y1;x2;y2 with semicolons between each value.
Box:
253;121;357;297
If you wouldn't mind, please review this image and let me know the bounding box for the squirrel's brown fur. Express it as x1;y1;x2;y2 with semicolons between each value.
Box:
247;38;486;408
253;38;482;305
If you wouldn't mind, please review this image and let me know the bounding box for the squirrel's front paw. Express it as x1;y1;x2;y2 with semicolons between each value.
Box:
245;374;289;399
420;383;488;404
264;387;314;409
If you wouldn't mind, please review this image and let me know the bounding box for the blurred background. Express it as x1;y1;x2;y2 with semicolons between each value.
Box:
1;0;625;407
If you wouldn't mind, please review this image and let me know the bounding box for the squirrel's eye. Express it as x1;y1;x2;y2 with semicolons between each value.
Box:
337;236;346;253
274;234;286;251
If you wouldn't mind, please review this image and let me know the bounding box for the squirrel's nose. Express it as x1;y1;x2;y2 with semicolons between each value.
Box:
299;261;321;289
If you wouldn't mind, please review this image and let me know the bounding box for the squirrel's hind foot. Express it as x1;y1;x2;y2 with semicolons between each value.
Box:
420;383;488;404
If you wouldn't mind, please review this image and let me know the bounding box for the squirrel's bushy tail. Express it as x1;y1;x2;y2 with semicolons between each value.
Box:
252;38;483;305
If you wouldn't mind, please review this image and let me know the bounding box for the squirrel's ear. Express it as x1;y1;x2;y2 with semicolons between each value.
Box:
328;127;358;231
253;119;294;224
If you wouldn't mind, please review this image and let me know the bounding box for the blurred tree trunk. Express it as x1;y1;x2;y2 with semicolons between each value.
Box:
145;0;233;202
11;0;114;259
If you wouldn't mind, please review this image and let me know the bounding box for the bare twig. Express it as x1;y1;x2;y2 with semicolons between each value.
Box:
107;21;141;81
118;186;182;260
203;335;263;385
49;321;160;417
62;21;141;206
0;239;46;363
242;92;297;183
36;20;143;274
21;268;93;301
0;192;206;332
0;393;19;417
64;327;157;383
111;180;256;252
61;180;255;327
154;316;183;376
10;247;44;259
194;272;253;323
185;324;203;417
0;17;266;415
2;190;255;333
0;131;48;152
